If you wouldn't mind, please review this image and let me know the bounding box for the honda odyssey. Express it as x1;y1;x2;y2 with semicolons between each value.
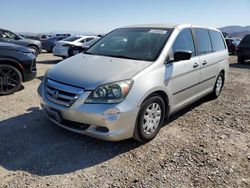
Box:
38;24;229;142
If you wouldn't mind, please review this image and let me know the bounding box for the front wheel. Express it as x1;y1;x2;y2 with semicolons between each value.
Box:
134;95;165;142
210;72;224;99
0;65;22;95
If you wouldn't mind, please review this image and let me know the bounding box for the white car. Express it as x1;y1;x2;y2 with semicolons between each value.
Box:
53;36;98;58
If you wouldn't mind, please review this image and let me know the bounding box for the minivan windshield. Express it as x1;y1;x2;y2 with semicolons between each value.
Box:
85;28;172;61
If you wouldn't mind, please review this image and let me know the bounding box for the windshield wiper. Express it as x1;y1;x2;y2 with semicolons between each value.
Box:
104;54;136;60
83;51;93;55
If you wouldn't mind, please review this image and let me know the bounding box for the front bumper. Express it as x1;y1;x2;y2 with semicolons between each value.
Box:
23;69;37;82
38;82;139;141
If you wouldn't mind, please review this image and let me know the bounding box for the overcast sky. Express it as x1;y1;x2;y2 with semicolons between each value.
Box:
1;0;250;33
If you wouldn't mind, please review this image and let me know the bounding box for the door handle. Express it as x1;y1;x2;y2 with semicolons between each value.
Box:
202;61;208;66
193;63;199;68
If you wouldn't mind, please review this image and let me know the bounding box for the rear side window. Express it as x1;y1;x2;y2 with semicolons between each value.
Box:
86;37;95;42
172;28;196;56
195;29;213;55
209;30;226;51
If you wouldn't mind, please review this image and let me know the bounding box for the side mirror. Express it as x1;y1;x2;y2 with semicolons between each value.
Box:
174;50;192;62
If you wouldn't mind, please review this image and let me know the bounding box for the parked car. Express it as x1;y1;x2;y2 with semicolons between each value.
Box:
68;37;100;57
0;42;36;95
40;34;53;41
38;24;229;142
0;28;42;56
225;38;241;55
236;34;250;64
53;36;98;58
41;36;68;53
20;34;41;41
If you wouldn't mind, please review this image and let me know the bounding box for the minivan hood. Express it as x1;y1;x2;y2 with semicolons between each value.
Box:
47;54;152;90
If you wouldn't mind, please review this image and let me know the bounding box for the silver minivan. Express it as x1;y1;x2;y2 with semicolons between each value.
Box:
38;24;229;142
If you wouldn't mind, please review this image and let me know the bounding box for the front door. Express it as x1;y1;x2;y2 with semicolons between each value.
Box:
166;28;201;111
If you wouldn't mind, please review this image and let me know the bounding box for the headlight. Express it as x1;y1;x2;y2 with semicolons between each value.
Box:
85;79;133;104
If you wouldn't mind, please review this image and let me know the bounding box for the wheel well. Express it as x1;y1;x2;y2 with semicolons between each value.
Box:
28;44;38;49
145;90;170;118
220;70;225;85
0;60;23;81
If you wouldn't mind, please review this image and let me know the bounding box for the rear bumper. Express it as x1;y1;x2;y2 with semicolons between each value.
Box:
53;47;68;57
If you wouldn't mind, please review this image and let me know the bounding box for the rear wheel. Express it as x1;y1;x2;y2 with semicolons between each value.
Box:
210;72;224;99
134;95;165;142
238;56;245;64
0;65;22;95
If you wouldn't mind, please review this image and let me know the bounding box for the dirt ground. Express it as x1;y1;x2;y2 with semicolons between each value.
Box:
0;54;249;188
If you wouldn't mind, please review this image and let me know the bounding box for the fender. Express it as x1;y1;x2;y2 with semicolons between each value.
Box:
0;57;23;70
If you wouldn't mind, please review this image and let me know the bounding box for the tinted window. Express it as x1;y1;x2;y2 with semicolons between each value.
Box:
172;28;195;56
80;39;86;43
2;30;17;40
209;30;226;51
240;35;250;45
86;37;94;42
195;29;213;55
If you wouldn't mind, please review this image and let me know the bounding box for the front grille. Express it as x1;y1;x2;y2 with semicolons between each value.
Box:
45;79;84;107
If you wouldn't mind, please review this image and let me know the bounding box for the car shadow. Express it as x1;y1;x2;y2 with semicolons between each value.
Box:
164;96;211;125
0;96;212;176
0;107;141;176
229;62;250;69
36;76;43;81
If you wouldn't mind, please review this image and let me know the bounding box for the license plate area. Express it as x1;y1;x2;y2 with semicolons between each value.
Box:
45;108;62;123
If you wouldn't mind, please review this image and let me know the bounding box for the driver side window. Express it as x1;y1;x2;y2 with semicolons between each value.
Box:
172;28;196;57
2;30;17;40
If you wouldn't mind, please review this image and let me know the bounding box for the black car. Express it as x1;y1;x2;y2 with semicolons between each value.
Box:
236;34;250;64
42;36;68;52
225;38;240;55
0;42;37;95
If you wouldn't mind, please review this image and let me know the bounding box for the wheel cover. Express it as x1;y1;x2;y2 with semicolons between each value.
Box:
215;76;223;96
142;102;161;135
0;67;19;92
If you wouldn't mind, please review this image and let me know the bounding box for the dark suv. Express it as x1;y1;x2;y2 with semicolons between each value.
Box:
0;42;37;95
236;34;250;64
0;28;42;56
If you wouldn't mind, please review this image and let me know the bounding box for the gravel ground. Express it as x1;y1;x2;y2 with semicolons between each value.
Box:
0;54;249;188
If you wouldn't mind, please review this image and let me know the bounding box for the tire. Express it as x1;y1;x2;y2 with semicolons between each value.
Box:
29;45;39;56
238;56;245;64
210;72;224;99
0;64;22;95
134;95;165;142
